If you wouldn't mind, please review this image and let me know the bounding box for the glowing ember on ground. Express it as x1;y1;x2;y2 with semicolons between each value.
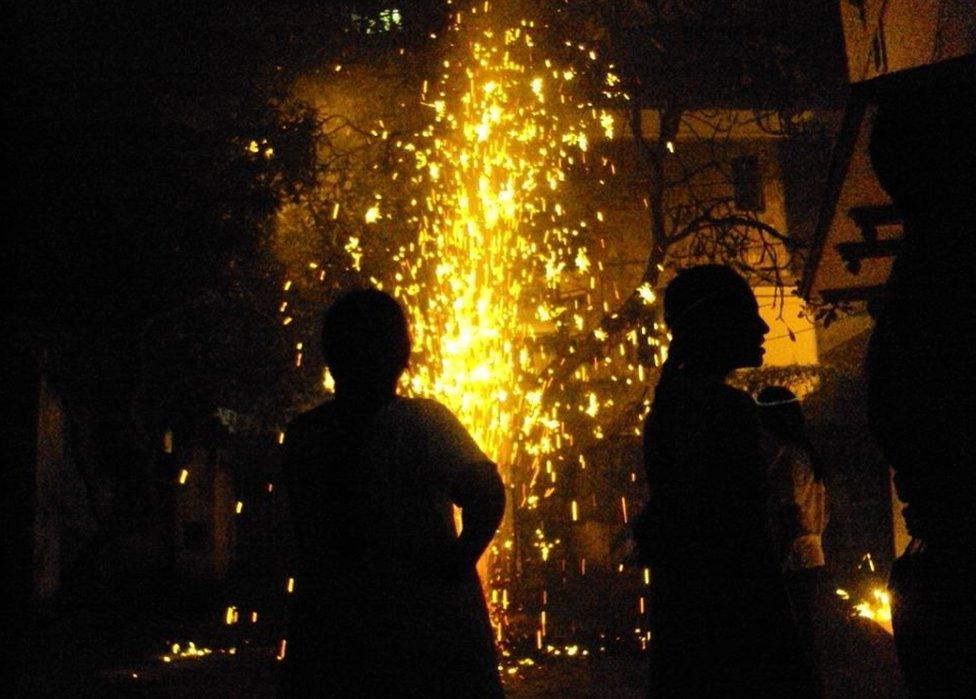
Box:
854;589;893;632
837;586;894;635
835;553;895;635
160;641;213;663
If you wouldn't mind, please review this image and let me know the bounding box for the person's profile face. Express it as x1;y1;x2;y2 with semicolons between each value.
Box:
708;291;769;370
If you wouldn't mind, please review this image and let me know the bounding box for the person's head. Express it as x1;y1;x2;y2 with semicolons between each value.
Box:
870;81;976;226
663;265;769;374
321;288;410;394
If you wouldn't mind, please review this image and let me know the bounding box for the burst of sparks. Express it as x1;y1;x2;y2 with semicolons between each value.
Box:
393;14;597;465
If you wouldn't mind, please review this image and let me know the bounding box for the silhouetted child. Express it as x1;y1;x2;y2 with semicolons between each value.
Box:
634;265;818;696
279;289;505;698
757;385;827;685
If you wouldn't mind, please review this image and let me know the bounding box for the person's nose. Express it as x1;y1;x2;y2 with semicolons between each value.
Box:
758;316;770;336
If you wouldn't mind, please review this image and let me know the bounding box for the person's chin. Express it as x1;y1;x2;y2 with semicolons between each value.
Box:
746;347;765;367
730;345;764;369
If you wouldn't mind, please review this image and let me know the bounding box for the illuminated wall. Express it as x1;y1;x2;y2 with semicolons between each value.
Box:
839;0;976;83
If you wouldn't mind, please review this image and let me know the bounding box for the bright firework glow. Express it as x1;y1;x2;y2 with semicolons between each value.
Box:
378;9;660;646
835;553;895;635
389;4;629;472
276;0;662;504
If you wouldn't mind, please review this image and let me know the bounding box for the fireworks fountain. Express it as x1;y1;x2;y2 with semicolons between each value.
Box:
269;0;658;661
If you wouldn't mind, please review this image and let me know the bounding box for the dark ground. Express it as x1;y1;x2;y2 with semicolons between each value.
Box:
28;642;645;698
19;594;904;698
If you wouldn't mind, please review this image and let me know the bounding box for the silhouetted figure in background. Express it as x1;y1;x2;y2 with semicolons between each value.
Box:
757;385;828;687
280;289;505;697
867;79;976;695
634;265;817;697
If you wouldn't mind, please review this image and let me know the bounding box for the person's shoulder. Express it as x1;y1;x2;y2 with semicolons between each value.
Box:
281;401;335;472
705;383;756;415
367;396;454;432
648;377;754;422
399;397;481;443
286;399;335;434
399;396;455;420
778;440;809;459
781;442;814;471
716;383;754;405
701;384;758;431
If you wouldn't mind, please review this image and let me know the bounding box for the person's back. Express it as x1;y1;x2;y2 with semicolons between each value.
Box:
757;386;828;573
279;290;505;697
758;385;828;690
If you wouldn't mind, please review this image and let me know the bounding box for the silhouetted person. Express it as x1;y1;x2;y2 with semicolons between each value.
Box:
757;385;827;687
634;265;817;697
867;78;976;695
279;289;505;698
